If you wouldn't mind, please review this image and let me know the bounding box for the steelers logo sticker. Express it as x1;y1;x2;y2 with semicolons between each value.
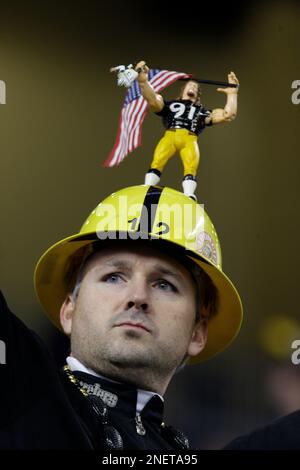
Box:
196;231;218;266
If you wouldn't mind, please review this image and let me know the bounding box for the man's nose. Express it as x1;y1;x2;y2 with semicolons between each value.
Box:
125;279;149;312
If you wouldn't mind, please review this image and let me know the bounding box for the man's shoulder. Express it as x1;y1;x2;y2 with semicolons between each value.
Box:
224;409;300;450
0;290;8;309
0;290;37;336
0;289;53;364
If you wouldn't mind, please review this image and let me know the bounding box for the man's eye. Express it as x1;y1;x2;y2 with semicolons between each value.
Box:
103;273;123;283
154;280;178;292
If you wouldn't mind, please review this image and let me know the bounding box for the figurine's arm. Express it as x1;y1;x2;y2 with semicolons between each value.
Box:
206;71;239;125
135;61;164;113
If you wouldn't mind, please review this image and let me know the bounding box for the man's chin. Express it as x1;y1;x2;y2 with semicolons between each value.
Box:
105;349;156;371
105;343;156;369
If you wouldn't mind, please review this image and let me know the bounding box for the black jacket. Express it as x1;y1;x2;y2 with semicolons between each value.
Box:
224;410;300;450
0;291;187;450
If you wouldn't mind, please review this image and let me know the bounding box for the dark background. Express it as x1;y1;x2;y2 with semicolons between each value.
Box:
1;0;300;448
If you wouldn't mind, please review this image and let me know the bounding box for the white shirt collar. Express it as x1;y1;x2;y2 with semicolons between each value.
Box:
66;356;164;415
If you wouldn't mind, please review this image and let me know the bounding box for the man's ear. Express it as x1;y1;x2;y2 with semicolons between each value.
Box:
60;295;75;336
187;319;208;357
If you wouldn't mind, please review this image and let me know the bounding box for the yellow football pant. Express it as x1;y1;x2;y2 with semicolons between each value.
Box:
150;129;200;177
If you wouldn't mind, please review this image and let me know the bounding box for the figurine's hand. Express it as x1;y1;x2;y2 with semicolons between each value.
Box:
217;71;239;95
135;60;149;83
110;64;138;88
110;65;126;74
118;68;138;88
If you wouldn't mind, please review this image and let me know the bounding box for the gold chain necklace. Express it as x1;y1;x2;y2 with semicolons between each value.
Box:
63;364;147;435
63;365;124;450
63;364;89;397
63;364;188;449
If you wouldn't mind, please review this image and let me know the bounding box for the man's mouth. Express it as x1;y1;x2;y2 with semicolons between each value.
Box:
115;322;150;333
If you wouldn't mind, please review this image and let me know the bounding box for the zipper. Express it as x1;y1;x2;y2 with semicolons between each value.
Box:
135;413;146;435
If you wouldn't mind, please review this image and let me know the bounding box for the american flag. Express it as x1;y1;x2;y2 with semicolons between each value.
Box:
103;69;191;167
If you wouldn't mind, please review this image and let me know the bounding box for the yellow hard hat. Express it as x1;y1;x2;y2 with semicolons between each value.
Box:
34;185;243;362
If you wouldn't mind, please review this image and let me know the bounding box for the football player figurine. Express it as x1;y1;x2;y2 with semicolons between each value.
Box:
135;61;239;200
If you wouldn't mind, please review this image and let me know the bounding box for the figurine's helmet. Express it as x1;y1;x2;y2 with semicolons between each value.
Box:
34;185;243;362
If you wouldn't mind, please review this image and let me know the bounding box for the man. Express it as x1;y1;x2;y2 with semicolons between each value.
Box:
0;185;243;449
135;61;239;199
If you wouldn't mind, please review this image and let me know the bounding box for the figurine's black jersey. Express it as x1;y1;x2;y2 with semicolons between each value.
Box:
156;100;213;136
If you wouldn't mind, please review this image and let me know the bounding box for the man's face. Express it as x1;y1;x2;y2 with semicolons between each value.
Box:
60;243;207;392
181;81;200;103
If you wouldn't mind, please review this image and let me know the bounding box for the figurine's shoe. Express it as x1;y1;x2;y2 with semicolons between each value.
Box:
182;176;197;201
144;170;161;186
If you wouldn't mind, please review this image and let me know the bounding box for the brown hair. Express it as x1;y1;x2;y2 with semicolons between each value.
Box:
190;264;219;322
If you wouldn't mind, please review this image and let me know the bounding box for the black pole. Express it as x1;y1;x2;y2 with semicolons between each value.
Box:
180;77;238;88
135;64;238;88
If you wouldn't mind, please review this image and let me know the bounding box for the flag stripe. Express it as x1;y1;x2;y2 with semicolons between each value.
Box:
128;97;145;152
133;100;148;149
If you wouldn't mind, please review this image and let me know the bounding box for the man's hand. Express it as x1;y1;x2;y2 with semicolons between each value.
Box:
135;60;149;84
217;71;239;95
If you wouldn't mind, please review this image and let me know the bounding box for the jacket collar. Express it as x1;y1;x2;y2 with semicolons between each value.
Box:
66;356;164;416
